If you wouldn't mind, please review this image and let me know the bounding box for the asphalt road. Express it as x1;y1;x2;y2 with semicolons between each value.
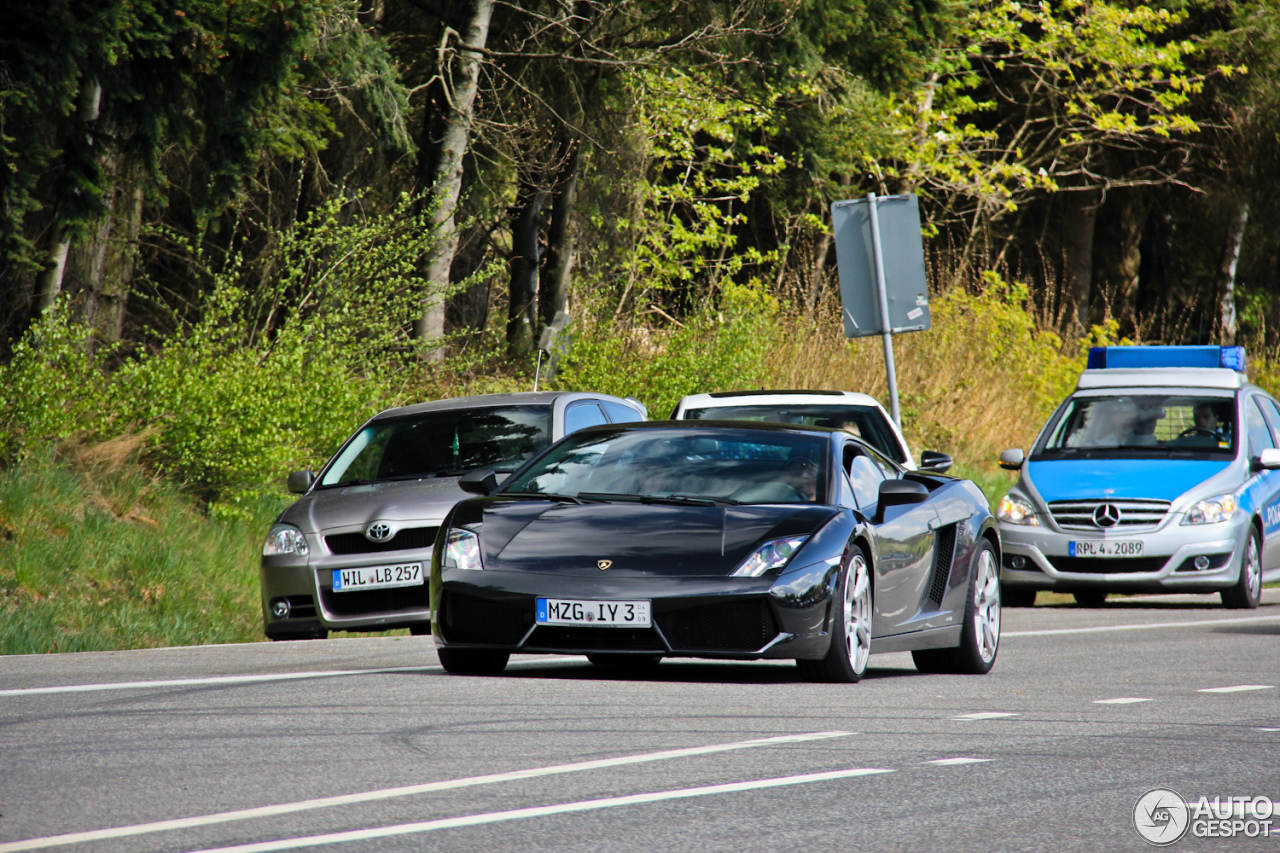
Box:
2;591;1278;853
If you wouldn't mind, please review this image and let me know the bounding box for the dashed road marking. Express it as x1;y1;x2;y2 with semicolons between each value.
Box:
1094;697;1153;704
1197;685;1275;694
0;732;852;853
180;767;901;853
953;712;1019;720
926;757;993;765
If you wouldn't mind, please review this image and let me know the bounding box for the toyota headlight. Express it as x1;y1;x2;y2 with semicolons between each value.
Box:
997;494;1040;526
263;523;309;556
732;536;809;578
1183;493;1237;525
443;528;483;570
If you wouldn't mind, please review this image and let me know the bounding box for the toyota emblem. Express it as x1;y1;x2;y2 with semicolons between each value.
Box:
365;522;393;542
1093;504;1121;528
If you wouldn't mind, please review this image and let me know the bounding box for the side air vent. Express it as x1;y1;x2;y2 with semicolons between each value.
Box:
928;524;958;607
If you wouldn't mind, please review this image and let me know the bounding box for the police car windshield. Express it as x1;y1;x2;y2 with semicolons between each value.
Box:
1038;394;1235;456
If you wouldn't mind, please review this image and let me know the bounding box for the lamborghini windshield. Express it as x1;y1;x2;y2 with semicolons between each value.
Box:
501;427;829;504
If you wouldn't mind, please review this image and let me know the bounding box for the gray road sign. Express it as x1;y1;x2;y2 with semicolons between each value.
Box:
832;194;930;338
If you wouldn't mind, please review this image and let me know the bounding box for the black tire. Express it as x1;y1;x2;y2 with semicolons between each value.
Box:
1222;527;1263;609
437;647;510;675
912;540;1000;675
1072;591;1108;606
587;653;662;668
803;545;872;683
1002;586;1037;608
409;622;432;636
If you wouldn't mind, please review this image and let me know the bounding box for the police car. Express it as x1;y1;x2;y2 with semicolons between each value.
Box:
997;345;1280;608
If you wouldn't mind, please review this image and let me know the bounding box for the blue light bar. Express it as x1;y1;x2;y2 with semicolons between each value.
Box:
1086;345;1247;372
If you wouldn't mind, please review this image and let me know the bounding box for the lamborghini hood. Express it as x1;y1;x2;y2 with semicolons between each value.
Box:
472;500;838;577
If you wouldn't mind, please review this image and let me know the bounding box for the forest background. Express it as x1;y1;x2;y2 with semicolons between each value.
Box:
3;0;1280;653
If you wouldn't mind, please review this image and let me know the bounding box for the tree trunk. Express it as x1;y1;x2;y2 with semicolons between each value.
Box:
1061;187;1101;335
37;76;102;315
507;181;547;358
1218;201;1249;345
539;136;582;331
1093;190;1146;330
413;0;494;356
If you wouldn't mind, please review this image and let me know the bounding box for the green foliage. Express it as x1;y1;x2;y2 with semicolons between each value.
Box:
556;282;779;418
0;449;278;654
607;69;786;306
0;193;463;514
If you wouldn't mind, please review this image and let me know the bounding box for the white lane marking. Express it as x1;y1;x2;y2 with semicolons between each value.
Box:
1257;727;1280;732
1003;613;1280;638
182;768;897;853
1094;697;1153;704
926;757;992;765
0;659;560;697
1198;684;1275;693
0;732;852;853
952;712;1018;720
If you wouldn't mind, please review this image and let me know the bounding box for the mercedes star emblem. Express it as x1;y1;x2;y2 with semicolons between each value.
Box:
1093;504;1121;528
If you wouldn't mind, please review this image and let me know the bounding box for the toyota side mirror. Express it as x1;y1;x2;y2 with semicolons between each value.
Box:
919;450;953;473
458;468;499;496
287;470;316;494
999;449;1025;471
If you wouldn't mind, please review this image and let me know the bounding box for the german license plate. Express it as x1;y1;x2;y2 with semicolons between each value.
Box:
1068;540;1144;557
332;563;423;592
536;598;651;627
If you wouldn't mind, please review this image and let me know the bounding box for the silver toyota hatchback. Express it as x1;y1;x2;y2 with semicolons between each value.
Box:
259;391;647;639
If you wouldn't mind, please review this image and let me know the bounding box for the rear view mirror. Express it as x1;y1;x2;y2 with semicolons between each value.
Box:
878;478;930;511
458;468;499;496
919;450;952;473
998;449;1025;471
287;470;315;494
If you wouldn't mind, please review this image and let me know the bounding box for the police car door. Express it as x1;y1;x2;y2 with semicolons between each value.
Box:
1250;395;1280;570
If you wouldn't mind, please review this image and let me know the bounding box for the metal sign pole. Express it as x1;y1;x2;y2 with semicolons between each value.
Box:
867;192;901;426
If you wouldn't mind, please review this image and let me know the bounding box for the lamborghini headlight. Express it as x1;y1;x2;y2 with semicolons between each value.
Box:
443;528;483;570
1183;494;1237;525
732;536;808;578
997;494;1040;526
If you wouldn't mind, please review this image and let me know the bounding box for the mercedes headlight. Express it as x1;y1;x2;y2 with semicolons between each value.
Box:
443;528;483;570
997;494;1040;526
263;523;309;556
732;536;809;578
1183;494;1237;525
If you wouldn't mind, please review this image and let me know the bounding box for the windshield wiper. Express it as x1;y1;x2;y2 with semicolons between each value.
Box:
639;494;741;507
502;491;584;505
577;492;643;503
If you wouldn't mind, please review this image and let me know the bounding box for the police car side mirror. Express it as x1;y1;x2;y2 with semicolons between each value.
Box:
1254;449;1280;471
287;470;315;494
999;449;1025;471
458;468;499;495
